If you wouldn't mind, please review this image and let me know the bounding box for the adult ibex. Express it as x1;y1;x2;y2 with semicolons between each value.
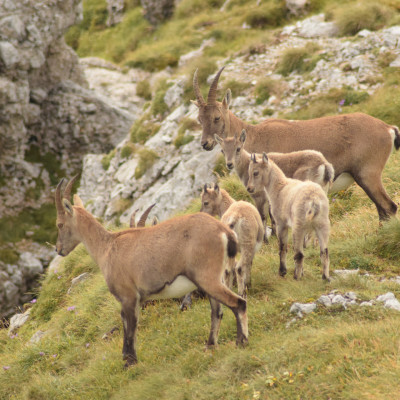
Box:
55;177;248;367
193;67;400;221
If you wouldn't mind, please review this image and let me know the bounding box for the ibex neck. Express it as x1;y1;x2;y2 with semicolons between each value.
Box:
219;189;235;217
236;149;251;186
263;161;288;203
228;112;250;136
75;208;113;267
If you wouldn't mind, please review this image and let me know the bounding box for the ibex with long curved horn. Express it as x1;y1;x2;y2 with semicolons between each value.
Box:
193;67;400;221
55;177;248;367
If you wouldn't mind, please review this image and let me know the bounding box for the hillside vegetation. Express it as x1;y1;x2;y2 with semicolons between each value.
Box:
1;0;400;398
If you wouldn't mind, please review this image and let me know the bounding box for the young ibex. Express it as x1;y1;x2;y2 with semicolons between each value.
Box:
247;154;330;281
215;130;334;234
55;177;248;367
193;66;400;221
200;183;264;297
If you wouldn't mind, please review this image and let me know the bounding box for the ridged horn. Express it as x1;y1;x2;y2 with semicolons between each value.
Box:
207;66;225;104
63;174;79;201
193;68;206;106
55;178;66;215
137;203;156;227
130;209;139;228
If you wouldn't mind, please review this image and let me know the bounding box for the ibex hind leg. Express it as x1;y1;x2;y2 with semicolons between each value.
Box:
315;225;330;281
202;280;248;346
292;228;306;280
355;171;397;221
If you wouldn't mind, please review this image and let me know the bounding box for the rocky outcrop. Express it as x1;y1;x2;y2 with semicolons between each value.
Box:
0;243;54;317
140;0;175;26
0;0;138;218
0;0;143;317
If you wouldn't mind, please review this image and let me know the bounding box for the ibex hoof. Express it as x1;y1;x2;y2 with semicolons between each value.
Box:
322;275;331;282
236;336;248;347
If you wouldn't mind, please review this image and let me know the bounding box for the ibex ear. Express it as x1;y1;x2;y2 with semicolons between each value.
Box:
203;183;208;193
222;89;231;109
262;152;269;163
73;194;84;208
190;99;200;108
214;134;223;145
251;153;257;163
214;183;220;193
63;199;74;216
240;129;246;144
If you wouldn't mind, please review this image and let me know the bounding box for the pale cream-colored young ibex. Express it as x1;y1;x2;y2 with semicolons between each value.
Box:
55;176;248;367
247;154;330;280
215;129;334;235
193;66;400;221
200;183;264;297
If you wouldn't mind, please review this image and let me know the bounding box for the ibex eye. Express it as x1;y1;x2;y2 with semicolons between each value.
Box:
221;150;224;154
214;116;220;122
253;171;259;177
236;148;240;153
58;223;64;229
204;202;209;206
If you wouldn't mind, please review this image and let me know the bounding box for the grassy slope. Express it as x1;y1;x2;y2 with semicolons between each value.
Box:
1;0;400;398
0;152;399;400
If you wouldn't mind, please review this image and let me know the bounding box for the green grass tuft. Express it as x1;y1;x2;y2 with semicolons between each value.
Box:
130;115;161;144
276;43;322;76
369;218;400;260
120;143;136;159
101;149;116;170
136;80;152;100
333;1;392;36
134;148;159;179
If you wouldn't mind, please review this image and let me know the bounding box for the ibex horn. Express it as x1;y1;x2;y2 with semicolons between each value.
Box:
137;203;156;228
193;68;206;106
130;209;139;228
55;178;66;215
207;66;225;104
63;174;79;201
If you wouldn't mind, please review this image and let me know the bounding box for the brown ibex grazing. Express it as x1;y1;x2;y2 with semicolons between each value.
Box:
55;176;248;367
193;66;400;221
247;154;330;280
200;183;263;297
215;129;334;235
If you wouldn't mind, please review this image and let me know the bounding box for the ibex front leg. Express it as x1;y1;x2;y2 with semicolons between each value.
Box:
121;296;140;368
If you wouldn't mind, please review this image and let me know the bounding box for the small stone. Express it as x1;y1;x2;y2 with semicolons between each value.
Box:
331;294;347;306
29;330;47;344
8;309;31;335
360;301;374;307
376;292;395;302
317;295;332;307
384;298;400;312
290;302;317;315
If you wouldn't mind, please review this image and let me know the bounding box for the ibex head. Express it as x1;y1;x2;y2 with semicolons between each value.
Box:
200;183;222;216
55;175;83;257
192;66;231;151
247;153;268;194
215;129;246;170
